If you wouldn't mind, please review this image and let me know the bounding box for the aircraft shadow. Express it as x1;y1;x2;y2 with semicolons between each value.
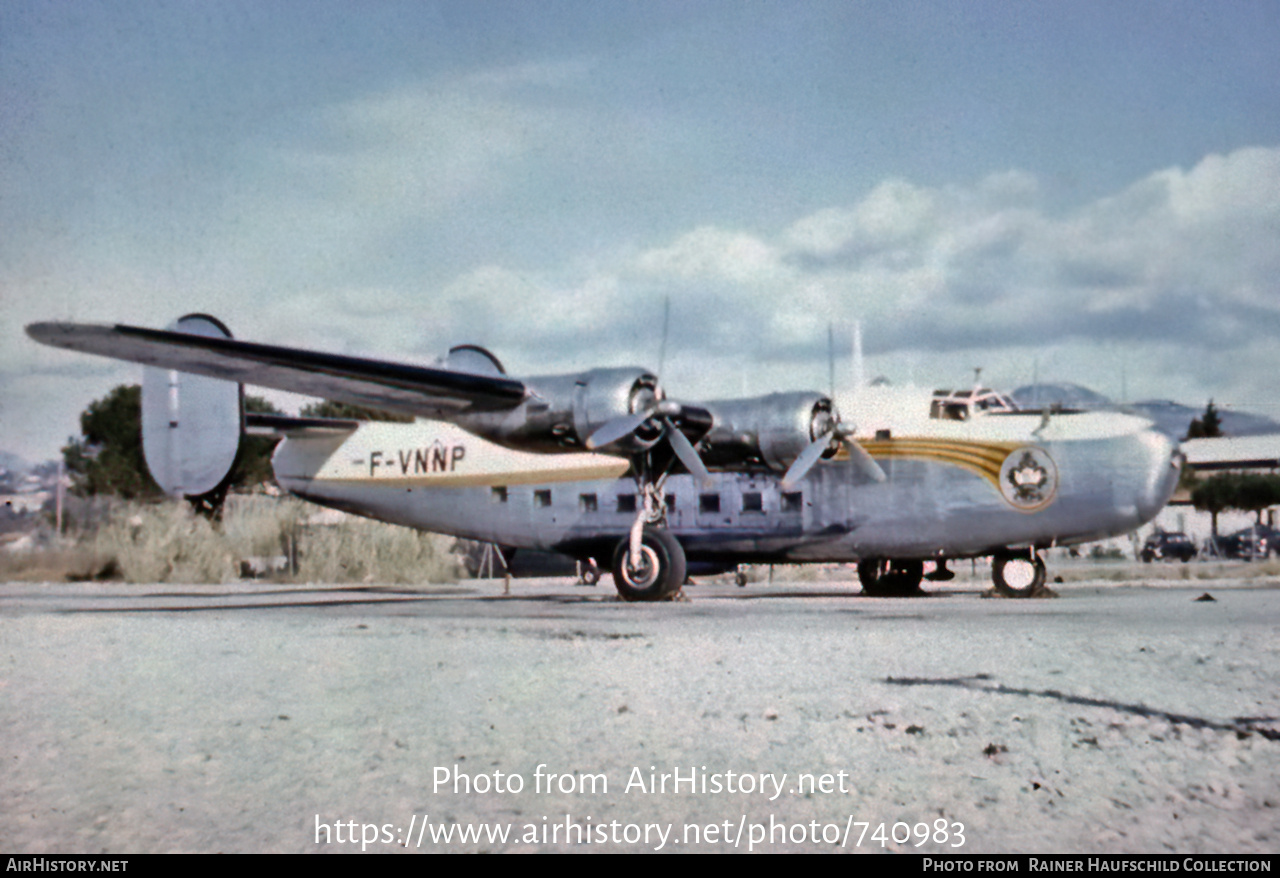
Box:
885;673;1280;741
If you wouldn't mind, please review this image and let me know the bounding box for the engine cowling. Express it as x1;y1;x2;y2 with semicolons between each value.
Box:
456;367;664;453
700;392;837;471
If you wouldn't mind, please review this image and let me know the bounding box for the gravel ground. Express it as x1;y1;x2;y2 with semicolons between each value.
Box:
2;572;1277;854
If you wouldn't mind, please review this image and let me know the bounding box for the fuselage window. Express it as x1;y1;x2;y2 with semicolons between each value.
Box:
534;489;552;508
742;492;763;513
699;493;721;514
781;491;802;513
491;486;508;503
579;493;598;513
665;493;676;512
616;493;637;514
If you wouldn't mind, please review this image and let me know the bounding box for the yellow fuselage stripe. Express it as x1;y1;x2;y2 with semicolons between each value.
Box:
837;439;1022;488
312;438;1023;490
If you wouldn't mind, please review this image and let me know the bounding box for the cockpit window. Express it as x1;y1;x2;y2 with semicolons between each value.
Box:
930;399;969;421
931;388;1018;420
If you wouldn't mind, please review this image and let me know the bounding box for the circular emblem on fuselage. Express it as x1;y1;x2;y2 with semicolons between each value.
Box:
998;446;1058;512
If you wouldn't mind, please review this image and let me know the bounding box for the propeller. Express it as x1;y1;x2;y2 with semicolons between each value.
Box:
584;409;652;450
780;416;886;490
586;398;712;487
664;414;711;486
782;324;887;490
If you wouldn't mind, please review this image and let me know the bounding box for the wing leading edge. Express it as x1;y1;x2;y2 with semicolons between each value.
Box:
26;322;528;420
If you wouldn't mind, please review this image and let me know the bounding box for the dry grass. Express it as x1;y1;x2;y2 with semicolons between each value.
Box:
0;545;116;583
1052;557;1280;583
2;497;461;585
92;502;234;583
292;515;460;584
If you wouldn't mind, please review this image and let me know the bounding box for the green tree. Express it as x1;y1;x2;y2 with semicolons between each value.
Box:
63;385;281;502
1184;400;1223;440
299;400;412;422
1190;473;1237;537
1235;473;1280;524
1190;472;1280;535
63;385;162;499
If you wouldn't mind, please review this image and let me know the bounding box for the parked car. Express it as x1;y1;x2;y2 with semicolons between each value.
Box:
1140;531;1198;563
1208;525;1279;561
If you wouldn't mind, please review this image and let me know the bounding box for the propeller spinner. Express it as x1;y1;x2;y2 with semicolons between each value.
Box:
780;403;886;490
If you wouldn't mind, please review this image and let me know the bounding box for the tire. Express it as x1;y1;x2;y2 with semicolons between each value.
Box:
611;527;687;602
857;558;924;596
858;559;888;595
991;553;1046;598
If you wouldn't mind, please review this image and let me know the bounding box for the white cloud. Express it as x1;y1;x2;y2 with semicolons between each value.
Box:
1162;147;1280;224
523;146;1280;395
783;179;938;258
309;87;545;212
9;140;1280;462
634;226;788;286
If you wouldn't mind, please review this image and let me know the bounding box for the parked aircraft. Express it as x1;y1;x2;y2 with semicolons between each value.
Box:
27;315;1183;601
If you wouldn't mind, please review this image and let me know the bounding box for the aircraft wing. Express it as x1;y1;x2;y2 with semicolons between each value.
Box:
26;321;528;419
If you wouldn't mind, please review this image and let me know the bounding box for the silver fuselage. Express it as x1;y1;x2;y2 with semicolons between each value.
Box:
272;406;1181;564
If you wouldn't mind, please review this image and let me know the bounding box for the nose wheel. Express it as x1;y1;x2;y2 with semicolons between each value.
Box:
990;552;1048;597
612;526;686;601
609;450;692;602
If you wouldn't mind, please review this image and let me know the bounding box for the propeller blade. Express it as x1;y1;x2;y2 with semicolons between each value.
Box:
664;419;711;487
781;431;834;491
585;410;652;450
844;437;888;483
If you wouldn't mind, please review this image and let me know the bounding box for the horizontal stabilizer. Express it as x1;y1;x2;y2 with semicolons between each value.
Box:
26;321;528;420
245;413;361;437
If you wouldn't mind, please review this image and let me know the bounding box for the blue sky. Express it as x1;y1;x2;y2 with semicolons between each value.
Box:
4;1;1280;462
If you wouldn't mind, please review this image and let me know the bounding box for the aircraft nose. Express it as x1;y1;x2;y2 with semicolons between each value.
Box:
1135;428;1182;521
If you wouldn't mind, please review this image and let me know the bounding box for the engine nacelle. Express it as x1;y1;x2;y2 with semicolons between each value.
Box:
456;367;662;453
700;392;836;471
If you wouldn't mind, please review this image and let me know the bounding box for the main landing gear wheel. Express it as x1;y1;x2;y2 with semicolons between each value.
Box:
611;526;687;602
990;553;1047;598
857;558;924;596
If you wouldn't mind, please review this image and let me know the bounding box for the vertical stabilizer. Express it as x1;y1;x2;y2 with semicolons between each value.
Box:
141;314;242;496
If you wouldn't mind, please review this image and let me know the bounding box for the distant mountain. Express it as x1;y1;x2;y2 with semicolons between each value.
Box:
0;450;30;477
1010;383;1280;438
1126;400;1280;439
1010;383;1112;411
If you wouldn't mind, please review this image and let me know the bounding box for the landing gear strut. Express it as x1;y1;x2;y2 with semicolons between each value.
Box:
990;551;1047;598
611;468;687;602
